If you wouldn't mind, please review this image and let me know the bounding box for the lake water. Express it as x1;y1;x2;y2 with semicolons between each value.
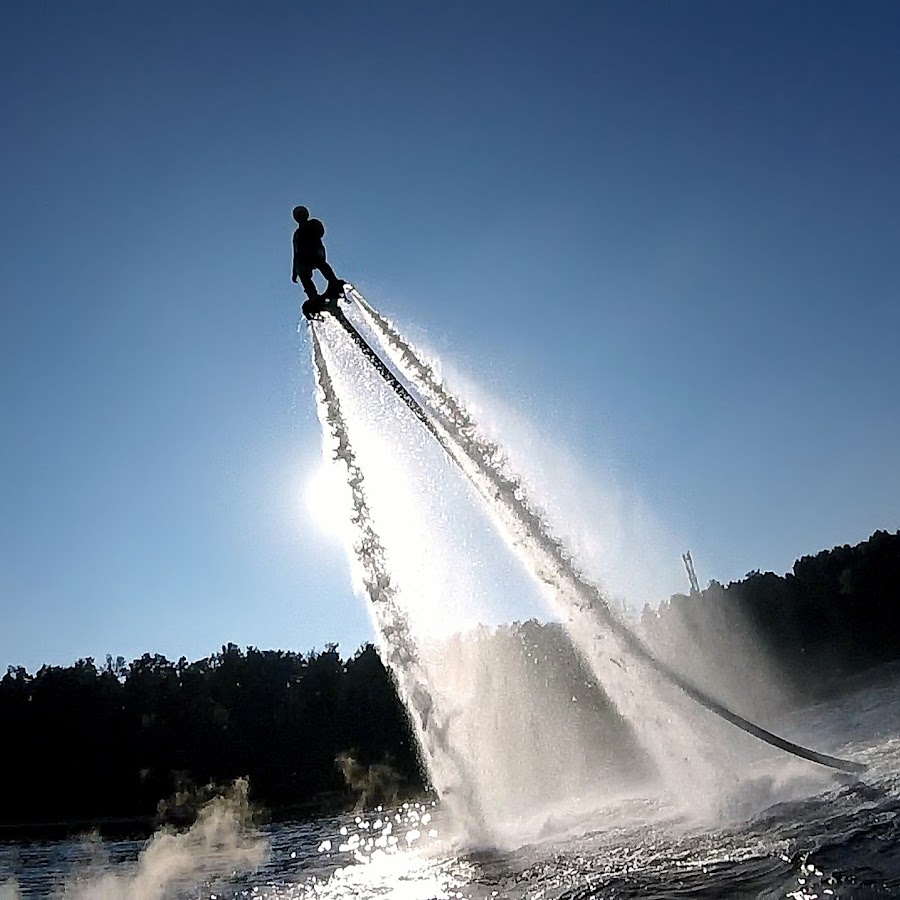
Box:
2;671;898;899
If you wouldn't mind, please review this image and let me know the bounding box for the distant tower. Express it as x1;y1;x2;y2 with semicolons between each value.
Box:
682;551;700;595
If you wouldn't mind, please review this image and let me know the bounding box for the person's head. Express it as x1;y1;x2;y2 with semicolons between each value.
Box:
292;205;310;224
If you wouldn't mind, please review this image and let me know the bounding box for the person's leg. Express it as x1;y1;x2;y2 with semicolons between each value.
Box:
299;269;318;299
316;260;337;283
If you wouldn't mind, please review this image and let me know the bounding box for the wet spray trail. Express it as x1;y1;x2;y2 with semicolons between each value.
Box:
332;288;862;778
309;327;490;840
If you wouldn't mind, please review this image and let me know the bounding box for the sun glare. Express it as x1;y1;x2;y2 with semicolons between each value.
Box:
304;461;351;541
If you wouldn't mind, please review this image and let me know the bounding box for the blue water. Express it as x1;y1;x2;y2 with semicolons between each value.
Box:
2;669;898;899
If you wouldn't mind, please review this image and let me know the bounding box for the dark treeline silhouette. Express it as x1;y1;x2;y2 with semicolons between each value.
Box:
1;643;419;835
0;620;636;836
3;529;898;835
642;529;900;715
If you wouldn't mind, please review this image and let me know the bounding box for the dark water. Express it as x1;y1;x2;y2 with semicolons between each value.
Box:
2;672;898;899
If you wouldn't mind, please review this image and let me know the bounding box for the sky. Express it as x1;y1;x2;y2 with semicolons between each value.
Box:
1;1;898;674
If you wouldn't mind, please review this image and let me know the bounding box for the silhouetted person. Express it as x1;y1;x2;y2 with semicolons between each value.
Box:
292;206;344;317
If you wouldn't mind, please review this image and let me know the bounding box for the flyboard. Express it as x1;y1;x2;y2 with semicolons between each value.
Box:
305;286;865;776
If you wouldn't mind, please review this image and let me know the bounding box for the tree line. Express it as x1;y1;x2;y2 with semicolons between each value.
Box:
2;529;897;835
0;620;635;836
642;529;900;715
1;643;418;835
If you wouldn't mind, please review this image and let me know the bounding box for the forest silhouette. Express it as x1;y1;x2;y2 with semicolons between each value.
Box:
2;529;897;837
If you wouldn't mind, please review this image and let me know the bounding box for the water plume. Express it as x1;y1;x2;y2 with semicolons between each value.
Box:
346;292;719;798
0;880;22;900
344;289;862;782
336;752;404;811
58;779;265;899
310;318;653;839
309;326;490;842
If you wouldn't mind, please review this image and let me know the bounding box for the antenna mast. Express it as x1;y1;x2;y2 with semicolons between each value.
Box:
682;551;700;595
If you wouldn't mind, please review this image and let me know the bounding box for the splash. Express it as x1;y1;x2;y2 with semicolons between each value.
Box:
309;327;490;842
309;320;650;838
303;289;860;845
0;880;21;900
49;780;265;900
343;290;862;780
343;293;723;797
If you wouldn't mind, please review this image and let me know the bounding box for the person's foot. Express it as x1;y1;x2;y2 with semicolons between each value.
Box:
323;279;346;301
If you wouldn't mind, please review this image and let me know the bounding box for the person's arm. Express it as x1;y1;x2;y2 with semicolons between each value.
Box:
292;230;301;281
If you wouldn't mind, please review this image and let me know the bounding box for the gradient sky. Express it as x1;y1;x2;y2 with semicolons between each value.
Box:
2;1;898;673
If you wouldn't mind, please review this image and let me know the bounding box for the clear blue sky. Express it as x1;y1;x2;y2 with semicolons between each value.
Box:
2;1;898;673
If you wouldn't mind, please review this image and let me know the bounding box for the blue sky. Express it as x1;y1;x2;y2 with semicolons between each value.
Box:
2;1;898;673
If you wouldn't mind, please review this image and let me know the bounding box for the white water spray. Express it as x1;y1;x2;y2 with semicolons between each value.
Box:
341;290;862;779
303;288;861;839
343;293;723;798
310;319;652;839
8;781;266;900
310;326;493;841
